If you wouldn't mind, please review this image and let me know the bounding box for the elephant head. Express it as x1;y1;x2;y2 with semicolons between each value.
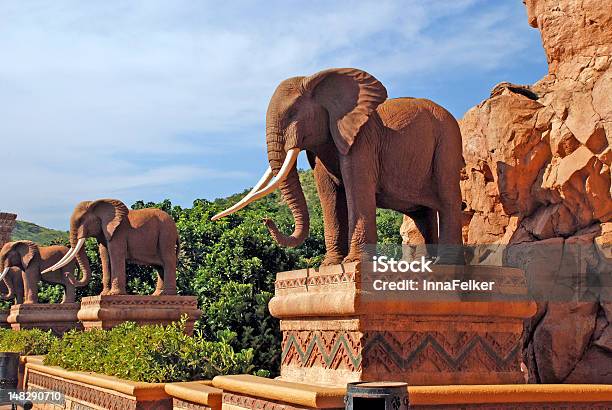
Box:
212;68;387;247
1;241;38;299
42;198;127;276
1;241;39;279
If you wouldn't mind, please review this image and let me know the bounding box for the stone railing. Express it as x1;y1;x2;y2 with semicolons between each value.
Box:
0;212;17;248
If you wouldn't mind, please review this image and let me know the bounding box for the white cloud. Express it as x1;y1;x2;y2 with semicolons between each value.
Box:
0;0;542;228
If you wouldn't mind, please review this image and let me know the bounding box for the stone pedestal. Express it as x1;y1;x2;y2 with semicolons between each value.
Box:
7;303;82;335
77;295;201;334
269;262;536;386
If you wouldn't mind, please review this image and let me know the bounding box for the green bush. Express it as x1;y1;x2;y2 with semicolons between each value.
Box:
44;318;254;383
23;169;404;376
0;328;57;355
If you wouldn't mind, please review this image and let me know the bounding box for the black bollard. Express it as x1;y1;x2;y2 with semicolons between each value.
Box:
345;382;409;410
0;352;20;407
0;352;19;389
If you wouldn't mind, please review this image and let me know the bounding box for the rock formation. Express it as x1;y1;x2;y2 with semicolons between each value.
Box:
401;0;611;383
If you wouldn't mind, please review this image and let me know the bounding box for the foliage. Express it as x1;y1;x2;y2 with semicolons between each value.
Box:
204;282;278;374
11;220;68;244
44;318;254;383
0;328;57;355
18;169;404;376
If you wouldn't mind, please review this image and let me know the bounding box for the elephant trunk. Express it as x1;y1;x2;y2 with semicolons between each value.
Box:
74;245;91;287
70;233;91;287
0;253;12;300
0;265;14;302
264;136;310;247
0;283;14;301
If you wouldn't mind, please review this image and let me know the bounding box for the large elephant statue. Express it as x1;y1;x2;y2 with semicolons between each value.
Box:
0;267;24;304
0;241;91;304
45;199;179;296
213;68;464;264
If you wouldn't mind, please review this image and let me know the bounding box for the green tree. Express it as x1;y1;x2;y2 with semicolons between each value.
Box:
23;169;404;375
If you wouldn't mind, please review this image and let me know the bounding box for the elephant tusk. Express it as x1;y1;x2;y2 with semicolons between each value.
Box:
0;267;9;282
211;166;273;221
42;238;86;273
251;148;300;195
42;249;75;274
211;149;300;220
247;166;274;197
45;245;76;272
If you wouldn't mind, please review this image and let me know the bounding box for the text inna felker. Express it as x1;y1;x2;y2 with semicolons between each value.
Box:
372;279;495;291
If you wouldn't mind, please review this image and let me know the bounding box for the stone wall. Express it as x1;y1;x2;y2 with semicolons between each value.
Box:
0;212;17;248
402;0;611;383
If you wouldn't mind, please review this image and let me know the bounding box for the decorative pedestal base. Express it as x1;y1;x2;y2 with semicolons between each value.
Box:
269;262;536;386
7;303;82;335
77;295;202;334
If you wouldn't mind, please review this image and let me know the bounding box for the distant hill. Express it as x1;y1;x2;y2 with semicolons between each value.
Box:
11;220;68;245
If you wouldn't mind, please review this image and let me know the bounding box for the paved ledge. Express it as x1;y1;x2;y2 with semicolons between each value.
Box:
212;376;611;408
408;384;612;405
212;374;345;408
25;361;168;401
165;381;221;408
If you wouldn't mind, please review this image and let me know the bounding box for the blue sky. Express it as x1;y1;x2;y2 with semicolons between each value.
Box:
1;1;547;230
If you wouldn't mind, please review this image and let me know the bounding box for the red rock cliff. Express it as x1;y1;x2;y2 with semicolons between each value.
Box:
402;0;611;383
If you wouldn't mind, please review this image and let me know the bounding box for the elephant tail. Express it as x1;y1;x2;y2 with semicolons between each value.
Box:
175;238;180;258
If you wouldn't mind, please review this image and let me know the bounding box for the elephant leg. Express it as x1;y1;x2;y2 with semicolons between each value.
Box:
41;270;70;303
154;259;177;296
409;208;439;258
437;204;463;264
13;274;24;305
62;270;76;303
314;161;348;265
341;159;377;263
107;241;127;295
99;242;112;295
435;129;465;264
153;267;164;295
23;269;39;304
152;227;178;295
15;288;24;305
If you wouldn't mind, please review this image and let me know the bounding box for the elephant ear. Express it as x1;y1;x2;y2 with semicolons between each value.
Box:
302;68;387;155
91;199;129;239
14;241;40;269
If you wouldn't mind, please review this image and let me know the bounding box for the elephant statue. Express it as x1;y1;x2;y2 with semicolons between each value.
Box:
0;267;24;304
0;241;91;304
45;199;179;296
213;68;464;264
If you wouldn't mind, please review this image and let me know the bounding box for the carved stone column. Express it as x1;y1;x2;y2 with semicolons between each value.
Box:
0;212;17;328
0;212;17;248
